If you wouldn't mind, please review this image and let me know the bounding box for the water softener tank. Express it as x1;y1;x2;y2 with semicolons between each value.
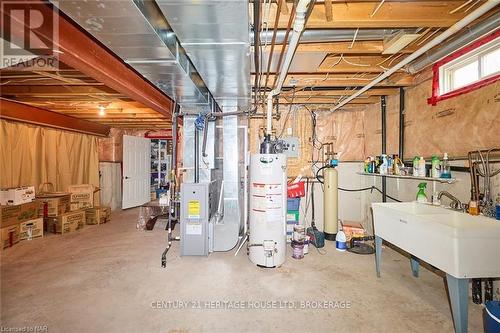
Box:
323;167;338;240
248;153;287;267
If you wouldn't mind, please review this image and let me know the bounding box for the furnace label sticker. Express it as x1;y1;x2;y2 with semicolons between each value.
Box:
187;200;201;219
186;223;202;235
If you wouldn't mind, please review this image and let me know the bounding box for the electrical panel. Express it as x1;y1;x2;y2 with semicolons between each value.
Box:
281;137;300;158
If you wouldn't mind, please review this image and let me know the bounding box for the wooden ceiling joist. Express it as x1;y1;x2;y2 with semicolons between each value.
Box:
4;1;174;118
271;41;418;54
0;85;121;96
278;96;380;104
253;72;413;88
267;1;471;28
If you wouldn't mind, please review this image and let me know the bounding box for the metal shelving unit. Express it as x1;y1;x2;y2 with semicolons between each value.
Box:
358;172;459;194
150;139;172;192
357;172;458;184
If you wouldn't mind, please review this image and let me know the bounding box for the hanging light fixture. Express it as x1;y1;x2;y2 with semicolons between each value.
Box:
98;105;106;117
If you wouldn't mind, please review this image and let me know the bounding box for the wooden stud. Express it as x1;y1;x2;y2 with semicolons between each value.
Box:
324;0;333;21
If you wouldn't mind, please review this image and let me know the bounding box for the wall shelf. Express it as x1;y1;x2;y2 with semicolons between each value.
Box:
357;172;458;184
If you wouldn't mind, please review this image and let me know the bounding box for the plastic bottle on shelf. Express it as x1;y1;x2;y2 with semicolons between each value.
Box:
418;157;426;177
440;153;452;179
387;155;394;175
380;155;388;175
413;156;419;176
431;155;441;178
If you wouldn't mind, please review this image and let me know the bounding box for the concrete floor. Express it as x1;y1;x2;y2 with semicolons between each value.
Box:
1;208;485;333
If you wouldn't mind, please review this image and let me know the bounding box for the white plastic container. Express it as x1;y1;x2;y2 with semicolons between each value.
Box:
418;157;426;177
336;231;347;252
0;186;35;205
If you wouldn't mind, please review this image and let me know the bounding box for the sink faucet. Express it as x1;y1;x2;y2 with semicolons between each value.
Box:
437;191;464;211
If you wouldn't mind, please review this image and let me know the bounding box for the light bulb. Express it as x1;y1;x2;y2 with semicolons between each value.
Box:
99;106;106;116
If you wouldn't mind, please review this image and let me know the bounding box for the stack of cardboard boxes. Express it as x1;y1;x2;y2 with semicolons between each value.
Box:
0;187;42;249
85;206;111;225
41;185;95;234
0;184;112;250
40;192;84;234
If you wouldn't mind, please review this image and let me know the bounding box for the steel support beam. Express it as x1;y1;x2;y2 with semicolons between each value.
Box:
399;87;405;161
0;98;110;137
1;1;174;117
381;95;387;203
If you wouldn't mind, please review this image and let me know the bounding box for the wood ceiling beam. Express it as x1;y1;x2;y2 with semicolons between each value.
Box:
0;81;106;86
0;98;110;137
5;97;126;103
3;1;174;117
271;41;417;54
98;122;170;126
278;97;379;104
279;87;400;96
252;72;413;87
269;1;470;28
67;112;170;121
317;54;409;73
57;108;161;115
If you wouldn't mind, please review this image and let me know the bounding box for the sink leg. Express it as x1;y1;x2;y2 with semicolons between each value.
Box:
410;256;420;278
446;274;468;333
375;236;382;278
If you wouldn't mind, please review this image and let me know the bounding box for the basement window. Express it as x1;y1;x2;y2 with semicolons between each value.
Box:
427;31;500;105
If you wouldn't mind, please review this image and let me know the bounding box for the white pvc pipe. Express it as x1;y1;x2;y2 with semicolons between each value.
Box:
266;0;312;134
331;0;499;112
266;93;274;133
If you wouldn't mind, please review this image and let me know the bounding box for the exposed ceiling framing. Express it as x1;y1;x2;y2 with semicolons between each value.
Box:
251;0;496;111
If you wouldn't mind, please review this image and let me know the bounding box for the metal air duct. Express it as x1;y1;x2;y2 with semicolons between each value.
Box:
408;11;500;74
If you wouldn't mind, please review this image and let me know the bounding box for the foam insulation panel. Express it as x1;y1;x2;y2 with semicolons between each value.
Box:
404;79;500;158
249;105;366;177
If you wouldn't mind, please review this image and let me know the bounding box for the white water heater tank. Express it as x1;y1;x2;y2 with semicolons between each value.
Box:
248;153;287;268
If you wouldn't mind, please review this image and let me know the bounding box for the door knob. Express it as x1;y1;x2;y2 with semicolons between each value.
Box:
124;176;130;179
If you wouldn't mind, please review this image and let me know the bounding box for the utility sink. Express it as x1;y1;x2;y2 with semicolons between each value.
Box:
372;202;500;278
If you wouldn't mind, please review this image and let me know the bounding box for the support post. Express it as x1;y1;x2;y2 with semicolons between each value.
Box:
194;127;200;184
446;274;469;333
381;95;387;203
399;87;405;161
410;256;420;277
162;104;180;268
375;235;382;278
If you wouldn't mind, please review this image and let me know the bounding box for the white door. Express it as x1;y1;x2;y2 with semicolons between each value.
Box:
122;135;151;209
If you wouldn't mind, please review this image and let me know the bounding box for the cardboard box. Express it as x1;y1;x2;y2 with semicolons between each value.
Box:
0;186;35;205
36;193;70;217
0;201;40;228
44;210;85;234
67;184;95;210
19;217;43;241
85;206;111;225
341;221;366;242
1;224;20;249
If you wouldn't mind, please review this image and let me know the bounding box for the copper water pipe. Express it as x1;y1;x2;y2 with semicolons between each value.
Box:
270;4;296;91
263;0;283;92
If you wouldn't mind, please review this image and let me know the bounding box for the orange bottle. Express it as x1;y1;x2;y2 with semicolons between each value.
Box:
468;200;479;215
